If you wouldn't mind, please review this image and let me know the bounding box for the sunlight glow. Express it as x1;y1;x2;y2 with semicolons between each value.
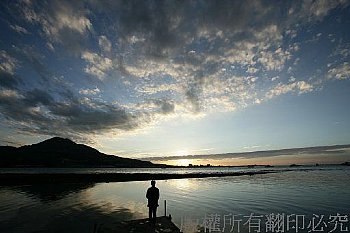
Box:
174;150;190;156
176;159;192;166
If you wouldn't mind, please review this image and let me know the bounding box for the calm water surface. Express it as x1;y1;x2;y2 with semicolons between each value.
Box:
0;166;349;233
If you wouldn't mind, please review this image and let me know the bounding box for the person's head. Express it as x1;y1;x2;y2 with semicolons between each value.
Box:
151;180;156;187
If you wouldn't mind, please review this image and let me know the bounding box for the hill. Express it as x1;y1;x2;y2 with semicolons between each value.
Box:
0;137;162;168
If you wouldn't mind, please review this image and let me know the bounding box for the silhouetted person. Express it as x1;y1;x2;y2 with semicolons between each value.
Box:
146;180;159;224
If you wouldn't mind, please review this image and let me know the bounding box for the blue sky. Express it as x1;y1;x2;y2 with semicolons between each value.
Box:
0;0;350;165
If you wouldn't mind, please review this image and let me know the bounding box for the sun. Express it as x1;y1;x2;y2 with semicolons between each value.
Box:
177;159;192;166
172;150;192;166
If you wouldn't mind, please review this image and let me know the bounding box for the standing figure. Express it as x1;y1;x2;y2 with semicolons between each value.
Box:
146;180;159;224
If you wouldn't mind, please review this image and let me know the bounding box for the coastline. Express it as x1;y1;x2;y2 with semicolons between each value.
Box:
0;170;274;185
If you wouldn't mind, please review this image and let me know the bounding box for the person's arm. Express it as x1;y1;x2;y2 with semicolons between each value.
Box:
146;188;149;199
156;188;159;200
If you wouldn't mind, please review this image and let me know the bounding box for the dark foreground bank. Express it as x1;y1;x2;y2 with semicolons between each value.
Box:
0;170;274;185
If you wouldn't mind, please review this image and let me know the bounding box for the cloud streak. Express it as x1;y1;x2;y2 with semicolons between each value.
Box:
143;145;350;161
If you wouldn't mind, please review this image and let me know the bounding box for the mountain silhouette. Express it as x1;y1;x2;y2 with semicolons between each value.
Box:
0;137;161;168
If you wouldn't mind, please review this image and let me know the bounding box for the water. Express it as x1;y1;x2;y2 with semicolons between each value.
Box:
0;166;349;233
0;164;343;174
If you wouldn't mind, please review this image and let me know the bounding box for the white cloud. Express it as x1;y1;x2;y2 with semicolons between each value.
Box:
10;24;29;34
21;0;92;46
55;11;91;34
99;35;112;52
289;76;296;82
287;0;350;24
222;41;257;67
257;48;291;71
136;83;182;95
285;29;297;39
199;74;259;111
81;51;113;79
127;35;146;44
247;66;259;74
0;50;18;74
202;96;236;112
327;62;350;80
46;42;55;51
266;81;314;99
306;0;348;19
124;59;197;81
271;76;279;81
208;25;291;72
79;87;101;95
0;89;22;99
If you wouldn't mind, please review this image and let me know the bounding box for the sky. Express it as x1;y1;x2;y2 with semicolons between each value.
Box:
0;0;350;166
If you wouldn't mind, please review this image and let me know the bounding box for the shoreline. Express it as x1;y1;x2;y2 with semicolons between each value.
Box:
0;171;275;185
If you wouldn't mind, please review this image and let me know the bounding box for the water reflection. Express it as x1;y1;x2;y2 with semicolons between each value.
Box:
0;167;349;233
0;183;140;233
7;183;95;202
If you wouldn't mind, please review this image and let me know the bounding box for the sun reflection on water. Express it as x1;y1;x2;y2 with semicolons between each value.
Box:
167;178;198;191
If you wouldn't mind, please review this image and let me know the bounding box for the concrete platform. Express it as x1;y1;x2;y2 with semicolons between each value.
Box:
97;216;182;233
